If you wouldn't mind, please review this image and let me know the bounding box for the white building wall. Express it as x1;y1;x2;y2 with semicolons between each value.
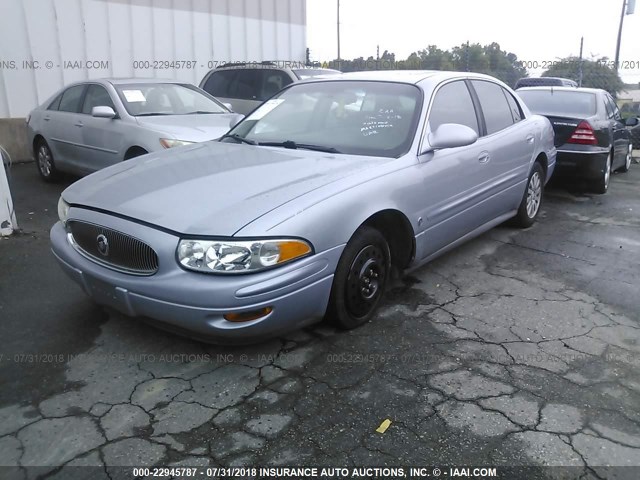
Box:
0;0;307;118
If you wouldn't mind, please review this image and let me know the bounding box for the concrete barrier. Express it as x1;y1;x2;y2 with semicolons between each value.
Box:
0;151;18;236
0;118;30;163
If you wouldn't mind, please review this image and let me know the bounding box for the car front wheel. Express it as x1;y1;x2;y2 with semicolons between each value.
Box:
325;226;390;329
513;162;544;228
35;140;61;182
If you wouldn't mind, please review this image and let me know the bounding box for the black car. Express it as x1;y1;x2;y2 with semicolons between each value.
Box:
517;87;633;193
621;102;640;149
626;117;640;150
515;77;578;89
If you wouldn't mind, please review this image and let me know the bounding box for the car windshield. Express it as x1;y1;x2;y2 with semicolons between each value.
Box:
518;90;597;117
222;80;422;158
293;69;342;80
114;83;228;116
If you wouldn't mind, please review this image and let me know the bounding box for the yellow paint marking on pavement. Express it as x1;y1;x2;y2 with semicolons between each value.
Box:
376;419;392;434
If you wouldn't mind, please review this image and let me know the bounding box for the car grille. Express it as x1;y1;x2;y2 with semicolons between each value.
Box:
68;221;159;275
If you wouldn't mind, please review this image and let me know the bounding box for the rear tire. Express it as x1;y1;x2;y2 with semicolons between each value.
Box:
592;153;611;194
35;139;61;182
325;226;390;330
513;162;544;228
617;144;632;173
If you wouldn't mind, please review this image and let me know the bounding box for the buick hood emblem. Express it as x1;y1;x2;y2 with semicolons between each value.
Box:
96;234;109;256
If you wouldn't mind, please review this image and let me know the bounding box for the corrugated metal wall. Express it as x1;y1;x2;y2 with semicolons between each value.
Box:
0;0;307;118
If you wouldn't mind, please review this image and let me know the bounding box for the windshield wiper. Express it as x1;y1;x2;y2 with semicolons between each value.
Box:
220;133;257;145
259;140;341;153
136;112;174;117
184;111;223;115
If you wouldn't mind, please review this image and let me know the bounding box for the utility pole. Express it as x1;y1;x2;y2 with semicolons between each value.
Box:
337;0;341;62
578;37;584;87
465;41;470;72
615;0;635;70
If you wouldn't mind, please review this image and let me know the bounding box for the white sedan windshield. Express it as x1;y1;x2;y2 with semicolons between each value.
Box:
115;83;228;116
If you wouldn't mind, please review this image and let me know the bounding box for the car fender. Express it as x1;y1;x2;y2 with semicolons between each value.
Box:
235;160;420;255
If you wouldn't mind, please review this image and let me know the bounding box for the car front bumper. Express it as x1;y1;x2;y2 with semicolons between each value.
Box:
554;146;609;181
50;210;342;343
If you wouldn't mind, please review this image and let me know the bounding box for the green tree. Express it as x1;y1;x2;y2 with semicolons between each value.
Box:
405;45;454;70
543;57;624;96
321;42;527;86
450;42;526;86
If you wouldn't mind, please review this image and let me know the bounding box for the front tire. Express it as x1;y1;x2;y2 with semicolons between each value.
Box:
35;139;61;182
513;162;544;228
124;147;148;160
592;153;611;194
325;226;390;329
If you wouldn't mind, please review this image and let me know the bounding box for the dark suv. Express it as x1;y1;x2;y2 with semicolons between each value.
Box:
199;62;341;115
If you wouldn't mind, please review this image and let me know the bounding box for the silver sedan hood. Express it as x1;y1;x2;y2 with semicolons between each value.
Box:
63;142;384;236
136;113;243;142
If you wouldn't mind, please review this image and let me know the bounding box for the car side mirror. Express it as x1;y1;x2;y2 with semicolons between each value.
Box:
229;113;244;129
423;123;478;153
222;102;234;111
91;106;117;119
625;117;639;127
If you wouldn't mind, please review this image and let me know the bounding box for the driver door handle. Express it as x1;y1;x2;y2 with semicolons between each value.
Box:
74;121;83;127
478;151;490;164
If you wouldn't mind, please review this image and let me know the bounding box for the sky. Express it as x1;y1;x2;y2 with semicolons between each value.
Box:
306;0;640;83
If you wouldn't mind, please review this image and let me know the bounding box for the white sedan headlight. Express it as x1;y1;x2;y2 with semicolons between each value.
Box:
57;196;70;224
160;138;195;149
177;238;312;273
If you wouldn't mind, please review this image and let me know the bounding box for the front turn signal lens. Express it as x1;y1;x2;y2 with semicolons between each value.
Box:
277;241;312;263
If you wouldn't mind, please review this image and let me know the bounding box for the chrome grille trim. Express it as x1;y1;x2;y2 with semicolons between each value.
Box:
67;221;159;275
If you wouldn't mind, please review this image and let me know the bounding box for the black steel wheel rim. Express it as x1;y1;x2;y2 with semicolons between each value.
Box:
345;245;386;318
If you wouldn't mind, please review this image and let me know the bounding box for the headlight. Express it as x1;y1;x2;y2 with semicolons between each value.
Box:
57;197;70;224
160;138;195;149
177;238;313;273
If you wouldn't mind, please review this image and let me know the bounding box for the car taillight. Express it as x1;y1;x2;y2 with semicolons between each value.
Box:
568;121;597;145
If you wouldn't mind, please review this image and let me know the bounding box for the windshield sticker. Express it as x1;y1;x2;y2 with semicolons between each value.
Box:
122;90;146;103
247;99;285;120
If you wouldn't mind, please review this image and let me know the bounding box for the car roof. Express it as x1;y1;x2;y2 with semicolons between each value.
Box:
302;70;507;85
215;61;302;70
517;86;603;94
104;78;184;85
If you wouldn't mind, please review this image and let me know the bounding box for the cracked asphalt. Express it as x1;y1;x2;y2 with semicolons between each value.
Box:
1;159;640;479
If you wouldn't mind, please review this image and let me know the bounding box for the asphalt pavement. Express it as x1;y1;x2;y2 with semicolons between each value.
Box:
1;159;640;479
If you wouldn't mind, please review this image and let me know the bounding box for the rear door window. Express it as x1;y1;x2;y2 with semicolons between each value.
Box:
471;80;515;135
503;90;523;123
58;85;86;113
47;93;63;111
605;95;621;120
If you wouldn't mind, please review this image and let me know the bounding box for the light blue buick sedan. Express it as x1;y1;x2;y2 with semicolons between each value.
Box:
51;71;556;343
